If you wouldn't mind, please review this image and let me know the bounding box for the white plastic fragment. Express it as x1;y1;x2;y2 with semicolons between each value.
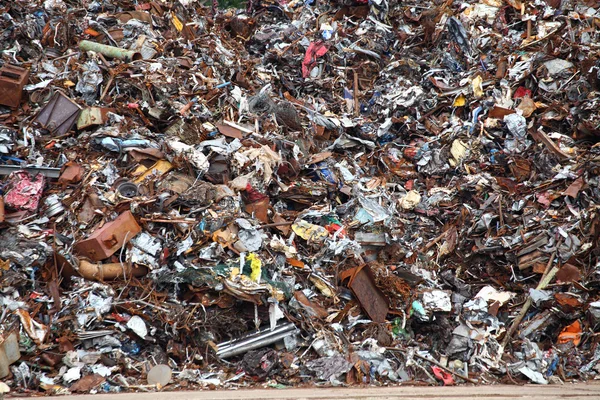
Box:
126;316;148;339
62;367;82;383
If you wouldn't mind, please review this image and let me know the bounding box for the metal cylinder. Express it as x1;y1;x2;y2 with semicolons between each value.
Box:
44;194;65;218
217;323;295;351
116;181;139;198
79;40;143;62
217;328;298;359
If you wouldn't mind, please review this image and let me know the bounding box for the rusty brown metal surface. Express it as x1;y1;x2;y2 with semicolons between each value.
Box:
244;198;269;224
0;196;4;223
341;265;389;323
58;162;84;186
34;92;81;135
74;210;141;261
0;64;29;108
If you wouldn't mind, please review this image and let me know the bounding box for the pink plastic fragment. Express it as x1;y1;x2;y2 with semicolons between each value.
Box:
4;171;45;211
432;366;455;386
302;41;328;78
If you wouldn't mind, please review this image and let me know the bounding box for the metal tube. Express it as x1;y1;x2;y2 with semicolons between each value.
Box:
217;323;295;353
79;40;143;62
218;324;295;349
217;323;294;349
217;328;299;359
217;330;295;355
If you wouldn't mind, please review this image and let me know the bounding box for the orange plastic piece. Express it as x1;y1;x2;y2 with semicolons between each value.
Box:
557;320;582;346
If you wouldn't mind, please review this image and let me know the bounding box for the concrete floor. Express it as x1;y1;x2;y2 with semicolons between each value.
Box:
22;384;600;400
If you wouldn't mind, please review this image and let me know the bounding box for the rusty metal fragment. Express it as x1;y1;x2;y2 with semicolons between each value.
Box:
74;210;141;261
34;92;82;135
341;264;389;323
0;64;29;108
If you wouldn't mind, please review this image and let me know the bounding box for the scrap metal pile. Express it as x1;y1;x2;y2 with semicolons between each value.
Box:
1;0;600;394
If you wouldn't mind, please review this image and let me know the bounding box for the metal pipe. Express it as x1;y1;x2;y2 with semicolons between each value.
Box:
218;323;295;350
217;323;296;353
79;40;143;62
217;322;295;349
217;328;299;359
78;259;148;281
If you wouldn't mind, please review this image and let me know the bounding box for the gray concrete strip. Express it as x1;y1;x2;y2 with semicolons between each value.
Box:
18;384;600;400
